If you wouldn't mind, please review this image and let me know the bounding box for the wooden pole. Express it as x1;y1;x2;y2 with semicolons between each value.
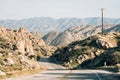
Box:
101;8;104;35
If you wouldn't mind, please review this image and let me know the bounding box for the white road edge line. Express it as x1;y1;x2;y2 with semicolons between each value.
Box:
93;72;102;80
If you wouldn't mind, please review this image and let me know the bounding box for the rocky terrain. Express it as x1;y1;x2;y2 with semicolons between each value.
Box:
0;17;120;79
52;32;120;71
43;24;120;47
0;26;56;78
43;28;82;47
1;17;120;47
43;31;60;46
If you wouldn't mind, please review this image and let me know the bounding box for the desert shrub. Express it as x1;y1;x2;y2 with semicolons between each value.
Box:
98;66;120;72
102;51;120;66
115;36;120;46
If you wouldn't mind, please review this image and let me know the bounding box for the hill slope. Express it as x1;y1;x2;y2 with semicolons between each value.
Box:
43;24;120;47
52;32;120;70
0;27;55;77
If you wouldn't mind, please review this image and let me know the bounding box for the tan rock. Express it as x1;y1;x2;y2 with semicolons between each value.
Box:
74;45;81;50
18;28;27;34
25;40;34;55
18;55;25;62
38;39;46;47
77;54;89;63
90;52;95;58
7;57;15;65
95;50;101;56
96;38;117;49
0;53;3;57
0;27;6;36
77;59;82;64
16;40;25;54
0;70;6;76
8;52;13;57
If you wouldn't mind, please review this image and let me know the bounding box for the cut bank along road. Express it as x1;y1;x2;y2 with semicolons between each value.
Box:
5;56;112;80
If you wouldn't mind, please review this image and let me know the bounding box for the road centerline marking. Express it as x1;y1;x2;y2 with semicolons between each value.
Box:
60;70;72;80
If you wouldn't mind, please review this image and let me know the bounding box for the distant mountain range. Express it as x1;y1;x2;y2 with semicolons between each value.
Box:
0;17;120;34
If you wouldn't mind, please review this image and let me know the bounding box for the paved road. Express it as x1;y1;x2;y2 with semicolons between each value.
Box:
5;57;112;80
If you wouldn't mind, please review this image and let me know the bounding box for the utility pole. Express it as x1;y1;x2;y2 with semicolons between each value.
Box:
101;8;104;35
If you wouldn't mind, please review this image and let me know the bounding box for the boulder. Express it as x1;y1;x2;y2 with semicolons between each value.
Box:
25;40;34;55
0;53;3;57
96;38;117;49
15;40;25;54
77;54;89;63
18;28;27;34
18;55;25;63
90;52;95;58
6;57;15;65
38;39;46;47
74;45;81;50
95;50;101;56
0;70;6;76
77;59;82;64
0;27;6;36
8;52;13;57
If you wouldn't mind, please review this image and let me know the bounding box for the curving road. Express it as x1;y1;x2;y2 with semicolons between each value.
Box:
5;56;112;80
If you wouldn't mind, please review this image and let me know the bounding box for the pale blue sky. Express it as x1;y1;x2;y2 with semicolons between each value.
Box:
0;0;120;19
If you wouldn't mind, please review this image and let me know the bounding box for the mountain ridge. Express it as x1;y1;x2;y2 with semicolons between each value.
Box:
0;17;120;34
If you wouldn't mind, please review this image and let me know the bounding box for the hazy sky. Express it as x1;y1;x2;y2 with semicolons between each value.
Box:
0;0;120;19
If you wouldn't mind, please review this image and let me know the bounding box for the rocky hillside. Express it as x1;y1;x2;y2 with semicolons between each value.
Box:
43;24;120;47
0;17;120;34
43;27;82;47
0;27;55;77
52;32;120;70
43;31;60;46
105;24;120;32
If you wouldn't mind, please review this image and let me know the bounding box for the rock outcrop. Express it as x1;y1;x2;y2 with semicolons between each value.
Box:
38;39;46;47
96;34;117;49
52;32;120;69
0;70;6;76
0;27;54;78
15;40;25;54
0;27;6;35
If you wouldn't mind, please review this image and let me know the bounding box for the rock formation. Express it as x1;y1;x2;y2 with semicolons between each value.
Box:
52;32;120;69
0;26;55;78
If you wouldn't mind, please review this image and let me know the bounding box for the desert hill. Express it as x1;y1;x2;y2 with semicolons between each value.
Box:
43;24;120;47
52;32;120;70
0;27;56;77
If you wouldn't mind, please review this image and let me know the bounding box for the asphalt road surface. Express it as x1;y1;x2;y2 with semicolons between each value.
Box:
5;56;112;80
